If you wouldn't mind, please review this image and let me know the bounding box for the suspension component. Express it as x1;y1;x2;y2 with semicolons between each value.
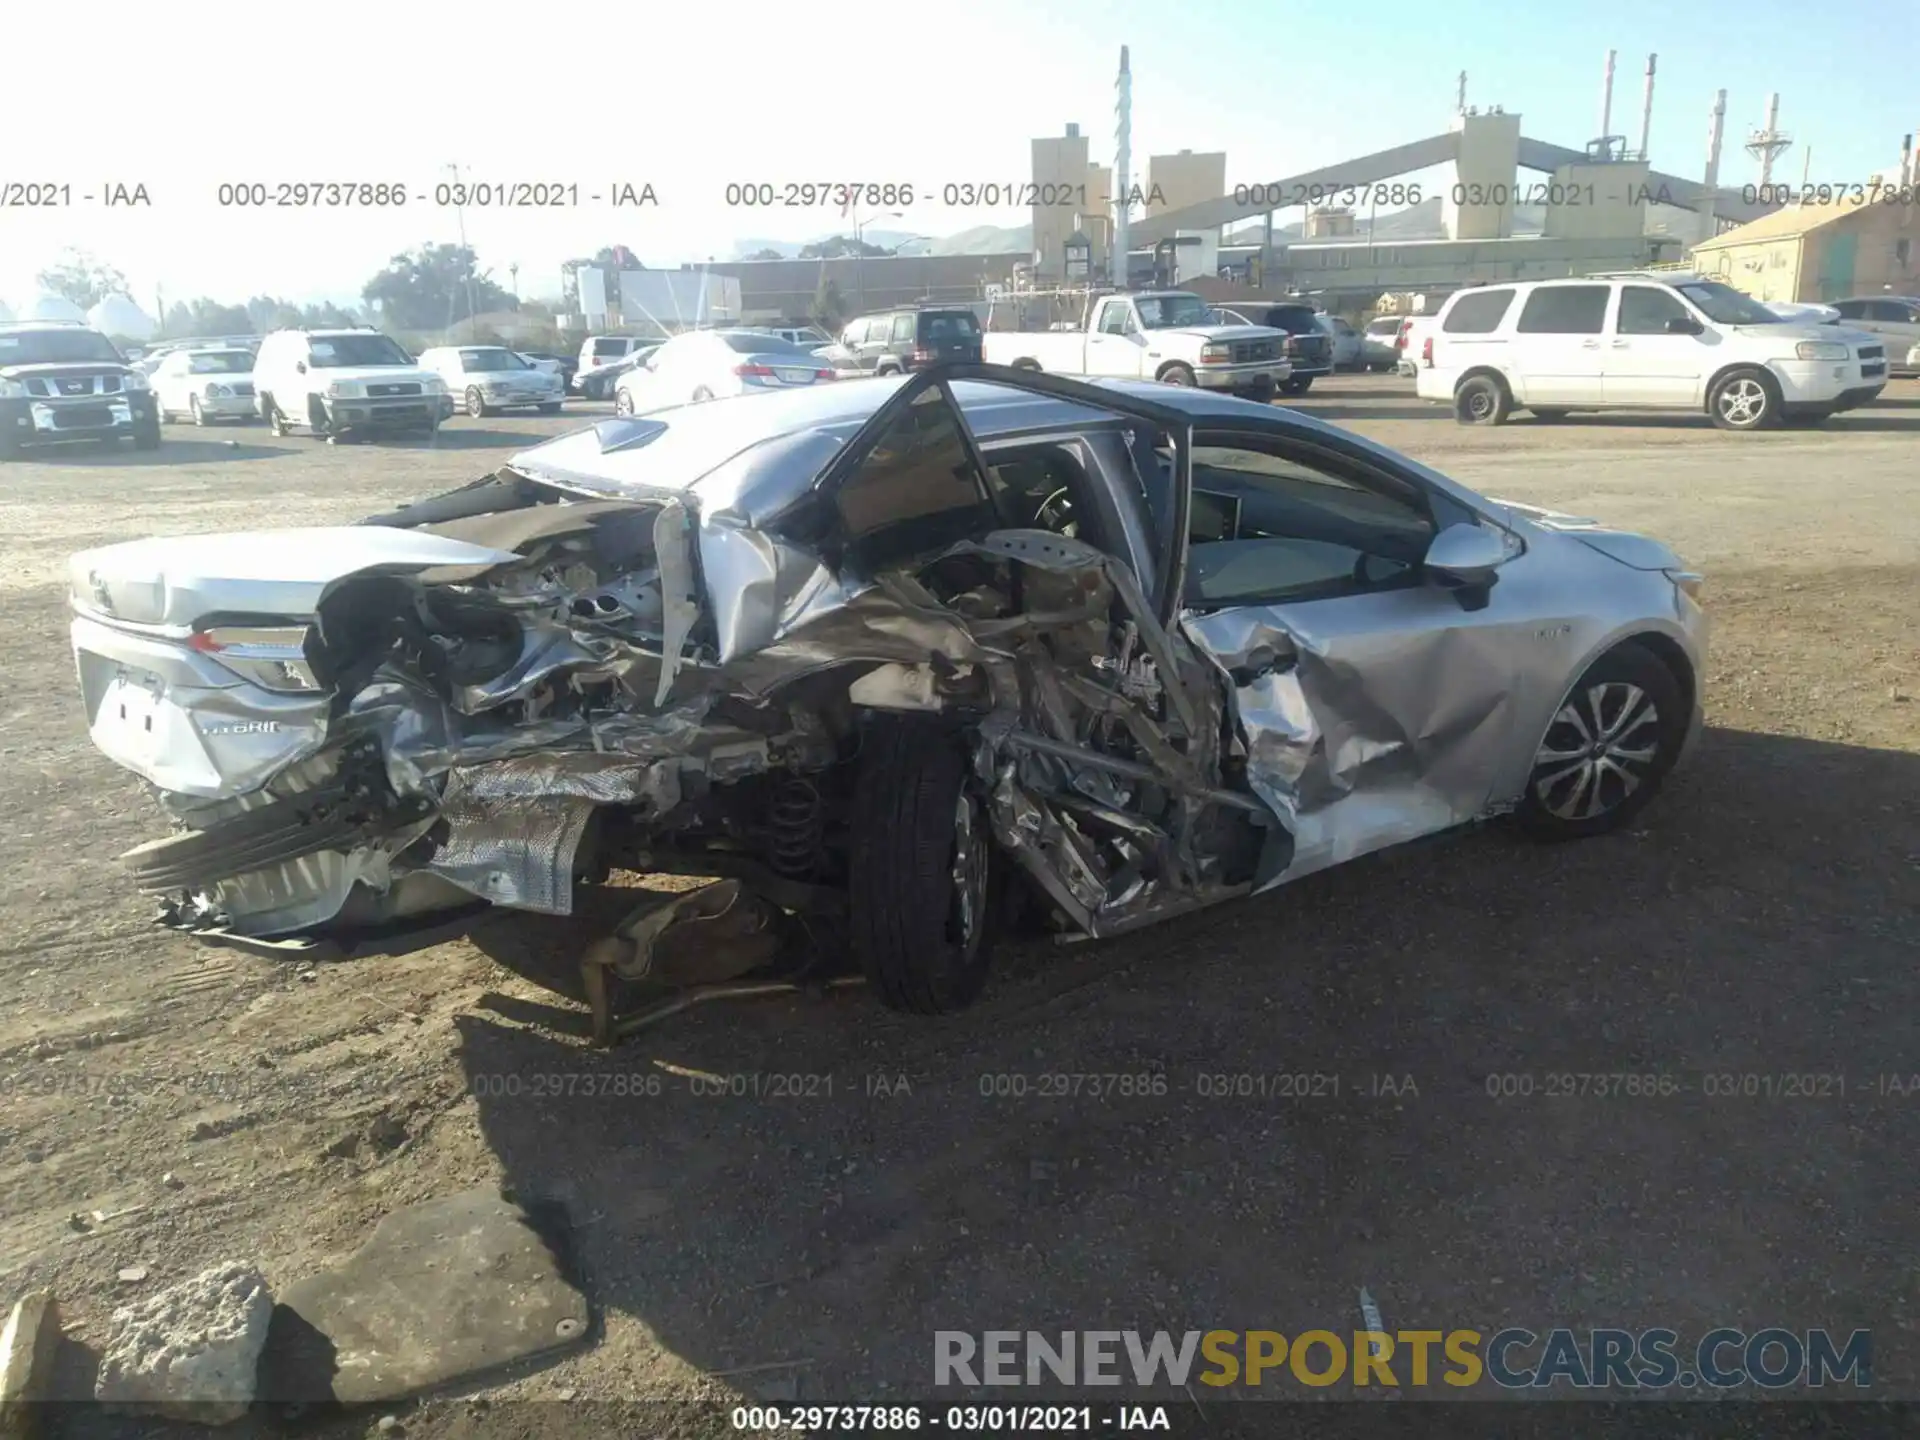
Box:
767;778;823;881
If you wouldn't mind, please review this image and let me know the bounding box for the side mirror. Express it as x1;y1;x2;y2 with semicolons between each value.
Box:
294;361;307;373
1664;316;1704;336
1423;524;1509;603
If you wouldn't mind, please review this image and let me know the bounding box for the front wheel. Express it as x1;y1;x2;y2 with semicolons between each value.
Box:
613;389;634;416
1515;643;1687;842
848;720;995;1014
1708;367;1780;431
264;397;291;437
189;397;206;427
1157;363;1196;387
132;420;161;451
1279;375;1313;396
464;387;490;419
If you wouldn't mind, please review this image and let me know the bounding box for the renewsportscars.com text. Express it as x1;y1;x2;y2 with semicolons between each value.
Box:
934;1327;1871;1390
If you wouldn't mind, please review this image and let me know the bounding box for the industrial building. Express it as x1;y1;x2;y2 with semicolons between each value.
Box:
1026;50;1786;310
1691;190;1920;303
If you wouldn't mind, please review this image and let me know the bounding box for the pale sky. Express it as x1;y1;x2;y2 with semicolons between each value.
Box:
4;0;1913;311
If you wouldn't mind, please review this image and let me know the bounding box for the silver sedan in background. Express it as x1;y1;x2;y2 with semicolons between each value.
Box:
66;365;1705;1022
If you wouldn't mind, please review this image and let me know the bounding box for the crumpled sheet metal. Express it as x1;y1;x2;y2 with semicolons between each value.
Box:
453;623;627;716
425;752;693;914
1181;605;1516;890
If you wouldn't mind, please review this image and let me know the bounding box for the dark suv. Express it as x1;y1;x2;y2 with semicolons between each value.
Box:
833;307;984;376
0;322;160;459
1219;301;1332;394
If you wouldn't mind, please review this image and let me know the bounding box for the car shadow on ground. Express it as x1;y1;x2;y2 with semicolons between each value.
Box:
451;725;1920;1402
28;436;298;465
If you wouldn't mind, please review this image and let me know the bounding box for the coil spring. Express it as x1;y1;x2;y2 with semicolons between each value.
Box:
767;778;823;881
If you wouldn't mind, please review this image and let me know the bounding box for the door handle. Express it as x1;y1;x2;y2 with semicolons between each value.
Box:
1611;340;1630;348
1581;340;1601;349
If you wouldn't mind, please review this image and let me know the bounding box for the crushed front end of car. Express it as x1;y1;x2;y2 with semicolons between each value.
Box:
69;372;1282;1021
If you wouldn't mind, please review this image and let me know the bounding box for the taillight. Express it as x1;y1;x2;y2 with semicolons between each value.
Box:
734;363;775;377
911;348;934;364
1395;321;1411;350
1421;336;1434;365
814;368;836;381
188;625;321;693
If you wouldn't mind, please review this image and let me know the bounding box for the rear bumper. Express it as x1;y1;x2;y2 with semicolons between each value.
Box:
3;392;157;446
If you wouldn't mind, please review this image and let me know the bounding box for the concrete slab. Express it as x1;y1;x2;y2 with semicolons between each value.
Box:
259;1188;589;1404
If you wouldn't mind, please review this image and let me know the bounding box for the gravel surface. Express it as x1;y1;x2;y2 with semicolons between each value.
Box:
2;378;1916;1431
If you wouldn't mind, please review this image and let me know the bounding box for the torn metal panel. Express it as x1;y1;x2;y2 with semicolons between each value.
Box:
1182;604;1517;888
652;500;699;706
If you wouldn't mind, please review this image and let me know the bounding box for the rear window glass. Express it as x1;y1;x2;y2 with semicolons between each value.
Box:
1264;305;1318;333
722;333;808;353
1515;286;1609;335
1442;289;1516;334
591;340;629;358
918;311;981;340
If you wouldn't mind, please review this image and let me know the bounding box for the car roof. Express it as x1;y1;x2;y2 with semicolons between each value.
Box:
508;371;1382;498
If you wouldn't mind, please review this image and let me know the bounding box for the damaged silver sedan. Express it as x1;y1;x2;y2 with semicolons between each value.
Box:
69;365;1707;1021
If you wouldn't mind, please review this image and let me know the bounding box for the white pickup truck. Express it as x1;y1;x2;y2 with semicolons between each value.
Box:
981;289;1291;399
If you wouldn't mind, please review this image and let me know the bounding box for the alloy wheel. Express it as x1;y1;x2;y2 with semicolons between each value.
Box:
1716;377;1769;427
947;791;990;952
1529;681;1662;821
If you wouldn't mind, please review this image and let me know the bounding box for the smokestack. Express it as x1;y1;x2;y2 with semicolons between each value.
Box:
1113;46;1131;289
1599;49;1617;140
1902;134;1914;188
1638;54;1657;161
1702;88;1727;240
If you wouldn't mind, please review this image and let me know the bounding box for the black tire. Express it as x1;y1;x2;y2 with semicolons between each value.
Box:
1279;375;1313;396
537;401;562;415
189;397;206;427
1515;642;1688;842
464;387;490;419
1157;363;1197;387
1531;408;1569;422
1708;366;1780;431
1010;358;1042;372
613;389;634;416
132;420;161;451
848;720;995;1014
1453;373;1511;426
263;396;291;437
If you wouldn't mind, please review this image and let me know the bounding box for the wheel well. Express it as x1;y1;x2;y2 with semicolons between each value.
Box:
1009;358;1042;371
1453;366;1510;396
1704;362;1777;411
1155;360;1194;380
1614;632;1697;727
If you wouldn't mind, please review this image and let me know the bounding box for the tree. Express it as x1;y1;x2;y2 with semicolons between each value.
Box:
36;248;129;308
163;299;253;337
745;248;785;261
812;276;850;330
798;235;889;261
361;244;515;332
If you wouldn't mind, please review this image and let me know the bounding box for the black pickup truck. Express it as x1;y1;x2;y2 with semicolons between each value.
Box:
1216;301;1332;395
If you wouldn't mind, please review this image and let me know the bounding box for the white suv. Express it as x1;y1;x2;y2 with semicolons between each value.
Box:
1414;276;1890;430
252;328;452;442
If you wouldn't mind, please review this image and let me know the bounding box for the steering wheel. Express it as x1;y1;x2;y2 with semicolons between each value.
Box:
1034;486;1078;537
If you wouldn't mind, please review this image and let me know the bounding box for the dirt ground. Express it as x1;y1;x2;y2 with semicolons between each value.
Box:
2;377;1917;1432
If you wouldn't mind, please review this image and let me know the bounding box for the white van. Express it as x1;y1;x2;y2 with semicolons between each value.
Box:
1414;275;1889;430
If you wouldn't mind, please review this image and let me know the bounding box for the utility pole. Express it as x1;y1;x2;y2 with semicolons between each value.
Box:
509;262;519;300
446;162;479;336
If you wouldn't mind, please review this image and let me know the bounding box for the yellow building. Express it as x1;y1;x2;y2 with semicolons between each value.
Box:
1145;151;1227;219
1690;193;1920;303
